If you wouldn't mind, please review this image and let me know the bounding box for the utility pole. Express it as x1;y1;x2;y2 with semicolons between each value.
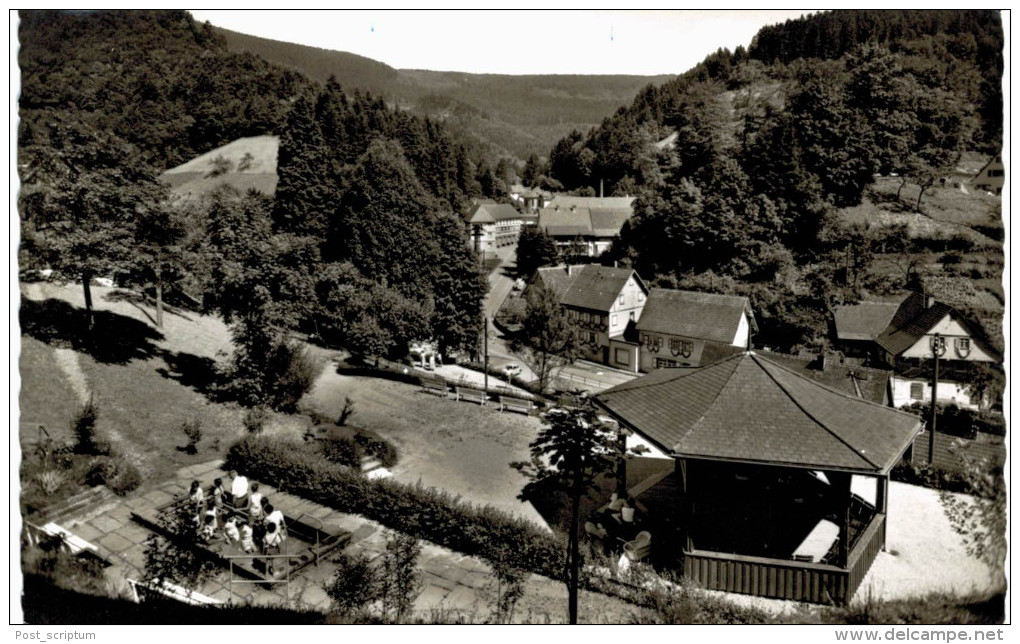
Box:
928;333;946;465
483;316;489;394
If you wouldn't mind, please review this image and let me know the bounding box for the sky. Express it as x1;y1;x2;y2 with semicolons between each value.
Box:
188;10;818;76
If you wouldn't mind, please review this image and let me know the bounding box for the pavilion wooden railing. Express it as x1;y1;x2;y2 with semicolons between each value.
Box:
682;512;887;606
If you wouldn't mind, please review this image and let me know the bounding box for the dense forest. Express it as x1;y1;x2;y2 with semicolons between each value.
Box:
536;9;1003;350
17;10;492;410
217;26;675;161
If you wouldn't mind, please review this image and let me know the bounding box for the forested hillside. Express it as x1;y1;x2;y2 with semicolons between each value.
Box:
538;9;1004;351
217;26;674;160
18;9;490;411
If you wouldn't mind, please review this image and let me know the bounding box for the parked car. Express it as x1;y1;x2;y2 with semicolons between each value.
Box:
503;363;522;377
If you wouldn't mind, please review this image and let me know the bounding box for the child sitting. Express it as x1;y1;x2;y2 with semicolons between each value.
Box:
238;520;255;554
200;514;218;542
223;516;240;544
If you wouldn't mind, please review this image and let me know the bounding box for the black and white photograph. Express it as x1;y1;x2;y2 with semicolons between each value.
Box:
11;8;1008;630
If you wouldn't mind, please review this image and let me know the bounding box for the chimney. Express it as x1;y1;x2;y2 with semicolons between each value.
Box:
600;178;604;198
926;294;936;308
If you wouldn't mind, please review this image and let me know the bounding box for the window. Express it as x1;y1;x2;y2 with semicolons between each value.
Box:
989;169;1004;177
910;382;924;400
629;311;636;322
618;293;625;305
955;338;971;357
615;348;630;365
611;315;618;327
638;292;645;303
582;312;590;324
655;358;678;369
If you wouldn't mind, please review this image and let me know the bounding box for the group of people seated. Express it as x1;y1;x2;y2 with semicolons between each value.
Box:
584;493;644;554
187;470;288;570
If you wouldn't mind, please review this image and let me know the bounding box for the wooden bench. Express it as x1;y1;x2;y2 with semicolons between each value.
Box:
454;387;488;406
127;578;222;606
29;522;100;556
498;396;533;415
420;378;449;397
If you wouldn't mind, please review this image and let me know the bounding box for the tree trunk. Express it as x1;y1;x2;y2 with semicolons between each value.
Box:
154;270;164;329
897;176;908;200
567;485;581;625
916;185;927;212
81;271;95;332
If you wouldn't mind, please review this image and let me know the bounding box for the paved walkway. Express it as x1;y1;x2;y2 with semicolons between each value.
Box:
55;460;642;622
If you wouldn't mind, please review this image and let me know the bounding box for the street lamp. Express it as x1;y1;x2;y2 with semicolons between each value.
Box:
927;333;947;464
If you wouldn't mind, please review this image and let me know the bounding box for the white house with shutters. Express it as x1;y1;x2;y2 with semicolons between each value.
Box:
833;293;1002;410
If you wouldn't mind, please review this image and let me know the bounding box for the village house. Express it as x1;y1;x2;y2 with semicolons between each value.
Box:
536;196;634;258
635;289;755;371
532;264;648;372
972;154;1004;195
832;293;1002;410
508;184;552;213
463;201;535;253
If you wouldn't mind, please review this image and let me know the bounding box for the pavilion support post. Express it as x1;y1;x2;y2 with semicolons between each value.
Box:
876;474;889;551
616;432;628;498
829;472;852;567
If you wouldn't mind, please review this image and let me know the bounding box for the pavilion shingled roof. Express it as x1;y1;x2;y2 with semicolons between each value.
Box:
595;352;921;474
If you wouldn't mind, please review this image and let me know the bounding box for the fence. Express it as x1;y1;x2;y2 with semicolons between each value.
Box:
910;432;1005;471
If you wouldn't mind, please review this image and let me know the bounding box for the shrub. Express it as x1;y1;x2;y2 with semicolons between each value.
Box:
85;456;142;495
889;461;999;499
35;470;64;496
902;402;1005;439
225;436;565;580
354;433;398;468
244;406;268;434
320;431;361;468
325;552;382;617
110;462;142;495
72;396;101;455
378;532;423;620
338;396;356;426
181;419;202;454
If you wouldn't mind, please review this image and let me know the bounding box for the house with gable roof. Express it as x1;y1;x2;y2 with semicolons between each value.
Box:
542;264;648;372
972;154;1004;195
635;289;755;371
833;293;1002;410
463;201;534;252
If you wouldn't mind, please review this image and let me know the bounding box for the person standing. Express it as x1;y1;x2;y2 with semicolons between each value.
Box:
230;470;249;509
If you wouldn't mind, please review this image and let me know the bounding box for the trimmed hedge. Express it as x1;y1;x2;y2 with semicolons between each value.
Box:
226;436;565;579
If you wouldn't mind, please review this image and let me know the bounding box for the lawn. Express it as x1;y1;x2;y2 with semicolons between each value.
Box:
300;366;549;528
17;336;82;450
18;281;311;490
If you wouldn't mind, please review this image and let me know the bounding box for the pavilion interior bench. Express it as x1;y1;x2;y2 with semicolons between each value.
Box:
498;395;533;414
454;386;488;406
420;378;449;397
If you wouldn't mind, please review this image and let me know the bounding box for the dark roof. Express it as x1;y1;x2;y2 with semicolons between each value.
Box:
589;208;631;237
876;301;955;356
758;352;890;405
833;302;901;341
537;207;592;237
560;265;643;312
547;195;635;210
595;353;921;474
531;266;577;296
464;203;521;225
636;289;753;344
